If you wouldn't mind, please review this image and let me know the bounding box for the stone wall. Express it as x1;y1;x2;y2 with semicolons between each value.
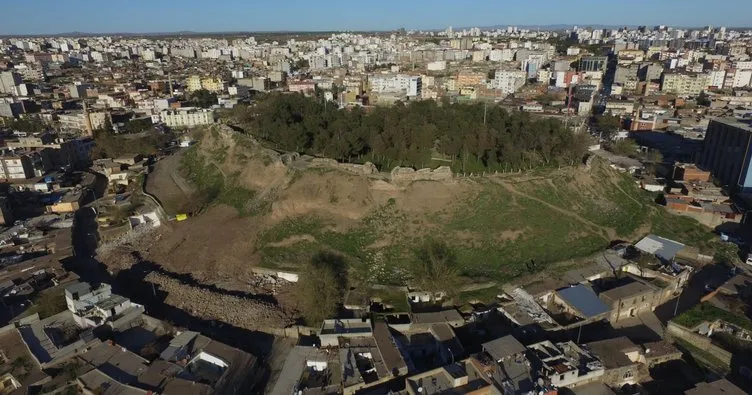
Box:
308;158;378;175
390;166;453;183
667;321;732;367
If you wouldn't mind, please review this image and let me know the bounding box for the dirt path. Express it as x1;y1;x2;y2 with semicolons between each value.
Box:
493;179;619;241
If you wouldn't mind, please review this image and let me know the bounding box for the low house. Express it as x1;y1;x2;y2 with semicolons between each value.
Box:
319;318;372;348
640;340;682;368
684;379;746;394
404;359;498;395
527;340;605;389
268;346;336;395
409;309;464;332
548;284;611;326
429;323;465;365
478;335;535;394
634;235;685;263
598;277;661;323
584;337;642;387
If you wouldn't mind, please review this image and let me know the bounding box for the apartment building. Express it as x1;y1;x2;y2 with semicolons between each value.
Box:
492;70;527;94
660;71;710;96
160;108;214;128
698;118;752;191
185;75;223;93
455;71;486;89
0;153;39;179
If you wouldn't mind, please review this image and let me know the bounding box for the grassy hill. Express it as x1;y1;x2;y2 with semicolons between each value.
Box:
146;125;717;297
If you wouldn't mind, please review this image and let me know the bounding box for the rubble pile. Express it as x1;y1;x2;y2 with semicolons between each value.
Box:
146;272;295;330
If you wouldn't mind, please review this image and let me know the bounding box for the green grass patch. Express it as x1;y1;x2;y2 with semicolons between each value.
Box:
673;338;730;375
673;302;752;331
21;287;67;319
454;286;502;305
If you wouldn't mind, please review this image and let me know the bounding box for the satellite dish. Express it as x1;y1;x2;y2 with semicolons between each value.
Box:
417;387;423;393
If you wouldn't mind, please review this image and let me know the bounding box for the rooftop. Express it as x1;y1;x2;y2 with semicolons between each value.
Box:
599;280;656;304
557;284;611;318
481;335;526;362
585;337;639;369
411;309;464;325
634;234;685;261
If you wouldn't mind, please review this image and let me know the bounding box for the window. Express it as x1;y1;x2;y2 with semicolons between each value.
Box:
559;374;565;381
623;370;634;379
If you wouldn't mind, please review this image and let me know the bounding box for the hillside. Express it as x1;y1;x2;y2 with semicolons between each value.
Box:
140;125;716;299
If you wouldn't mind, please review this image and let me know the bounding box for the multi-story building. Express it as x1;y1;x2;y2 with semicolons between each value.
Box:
455;71;486;89
0;71;22;95
698;118;752;191
185;75;202;92
160;108;214;128
579;56;608;72
492;70;527;94
0;153;37;179
660;71;710;96
57;111;110;134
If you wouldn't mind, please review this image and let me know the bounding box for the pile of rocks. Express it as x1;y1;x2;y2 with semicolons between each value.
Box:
146;272;295;331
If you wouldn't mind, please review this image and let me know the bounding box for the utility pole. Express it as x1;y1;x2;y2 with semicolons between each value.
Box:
483;101;487;125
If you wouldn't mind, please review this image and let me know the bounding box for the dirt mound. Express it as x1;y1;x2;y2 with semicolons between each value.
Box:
146;272;295;330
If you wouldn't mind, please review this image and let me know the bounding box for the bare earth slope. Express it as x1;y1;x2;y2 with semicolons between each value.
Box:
136;125;716;296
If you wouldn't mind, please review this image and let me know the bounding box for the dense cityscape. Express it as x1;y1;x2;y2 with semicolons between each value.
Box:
1;14;752;395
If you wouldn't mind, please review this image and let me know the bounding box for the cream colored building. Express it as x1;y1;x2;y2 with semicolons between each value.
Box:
186;75;224;93
660;72;710;96
160;108;214;128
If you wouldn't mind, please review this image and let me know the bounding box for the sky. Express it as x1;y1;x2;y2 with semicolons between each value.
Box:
2;0;752;35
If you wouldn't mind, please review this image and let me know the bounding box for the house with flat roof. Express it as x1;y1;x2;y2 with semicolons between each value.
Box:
546;284;611;327
527;340;605;389
584;337;643;388
404;358;499;395
477;335;535;394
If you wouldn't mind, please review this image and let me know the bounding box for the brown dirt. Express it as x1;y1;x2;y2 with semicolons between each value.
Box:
146;150;200;214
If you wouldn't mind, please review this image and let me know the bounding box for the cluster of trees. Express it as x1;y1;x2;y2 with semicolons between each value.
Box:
188;89;218;108
91;121;169;159
236;93;590;172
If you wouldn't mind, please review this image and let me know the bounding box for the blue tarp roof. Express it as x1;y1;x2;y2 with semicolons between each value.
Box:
557;285;610;318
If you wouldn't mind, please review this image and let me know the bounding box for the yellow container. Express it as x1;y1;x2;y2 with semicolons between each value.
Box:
175;214;188;221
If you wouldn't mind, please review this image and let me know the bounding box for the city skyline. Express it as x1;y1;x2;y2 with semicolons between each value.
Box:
3;0;752;35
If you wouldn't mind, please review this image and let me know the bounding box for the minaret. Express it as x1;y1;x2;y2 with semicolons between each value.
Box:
83;101;93;137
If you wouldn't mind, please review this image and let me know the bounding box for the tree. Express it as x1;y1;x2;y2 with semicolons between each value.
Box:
190;89;218;108
714;242;742;267
296;251;348;325
410;240;460;296
609;138;638;157
697;91;711;107
594;114;622;140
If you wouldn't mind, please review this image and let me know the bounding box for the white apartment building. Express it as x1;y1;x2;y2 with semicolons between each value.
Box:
160;108;214;128
407;76;422;97
732;70;752;88
369;74;422;97
708;70;727;88
492;70;528;94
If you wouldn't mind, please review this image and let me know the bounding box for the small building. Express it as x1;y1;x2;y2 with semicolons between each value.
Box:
584;337;642;387
550;284;611;324
598;277;661;323
404;358;497;395
634;234;685;262
319;318;372;348
527;340;605;388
